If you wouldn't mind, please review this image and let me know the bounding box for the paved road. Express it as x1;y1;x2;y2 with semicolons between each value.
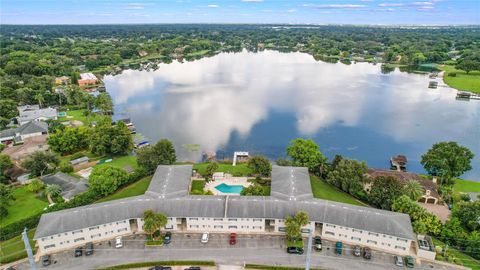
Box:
13;233;458;270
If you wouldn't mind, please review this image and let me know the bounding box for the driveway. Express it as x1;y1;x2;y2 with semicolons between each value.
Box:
13;233;459;270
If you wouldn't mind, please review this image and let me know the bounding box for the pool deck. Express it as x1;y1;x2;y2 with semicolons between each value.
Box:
204;177;252;196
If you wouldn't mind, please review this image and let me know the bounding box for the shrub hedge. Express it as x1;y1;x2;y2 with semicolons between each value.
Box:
97;261;215;270
245;264;323;270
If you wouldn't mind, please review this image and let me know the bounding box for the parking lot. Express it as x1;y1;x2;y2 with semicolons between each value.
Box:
12;233;459;270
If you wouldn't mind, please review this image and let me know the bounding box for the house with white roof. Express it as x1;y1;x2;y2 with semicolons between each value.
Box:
17;105;57;125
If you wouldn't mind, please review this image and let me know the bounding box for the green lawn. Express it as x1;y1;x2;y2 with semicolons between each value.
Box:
453;178;480;193
191;180;206;193
96;176;152;203
310;175;368;207
441;65;480;94
0;186;48;228
193;162;253;177
95;155;138;171
286;239;304;248
58;109;110;125
432;238;480;270
0;229;36;264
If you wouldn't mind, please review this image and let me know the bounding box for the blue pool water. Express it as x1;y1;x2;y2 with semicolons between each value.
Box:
215;183;244;194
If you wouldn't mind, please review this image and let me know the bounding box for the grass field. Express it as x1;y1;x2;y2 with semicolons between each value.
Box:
432;238;480;270
95;155;138;171
193;162;253;177
191;180;206;193
58;109;110;125
441;65;480;94
0;186;48;228
96;176;152;203
0;229;36;264
453;178;480;193
310;175;368;207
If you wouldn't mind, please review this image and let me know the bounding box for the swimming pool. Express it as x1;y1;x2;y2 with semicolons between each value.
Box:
215;183;244;194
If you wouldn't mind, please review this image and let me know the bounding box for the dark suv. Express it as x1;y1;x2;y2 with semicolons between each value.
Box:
41;255;51;266
363;247;372;260
286;246;304;254
85;242;94;256
163;232;172;244
74;247;83;257
313;236;322;251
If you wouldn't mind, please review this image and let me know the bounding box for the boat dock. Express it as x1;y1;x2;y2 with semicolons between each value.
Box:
456;91;480;101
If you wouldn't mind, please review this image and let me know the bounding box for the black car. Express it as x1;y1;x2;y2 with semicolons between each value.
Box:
363;247;372;260
164;231;172;244
286;246;304;254
85;242;94;256
148;267;172;270
313;236;322;251
184;267;201;270
41;255;51;266
74;247;83;257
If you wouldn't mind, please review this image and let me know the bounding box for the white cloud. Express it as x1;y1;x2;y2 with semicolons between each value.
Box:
412;1;434;5
123;3;147;10
302;4;366;9
378;3;404;7
207;4;219;8
287;9;297;13
360;0;374;2
241;0;264;2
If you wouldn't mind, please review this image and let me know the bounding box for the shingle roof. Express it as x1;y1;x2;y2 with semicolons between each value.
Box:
41;172;88;200
18;107;57;123
34;165;415;241
271;166;313;201
0;121;48;139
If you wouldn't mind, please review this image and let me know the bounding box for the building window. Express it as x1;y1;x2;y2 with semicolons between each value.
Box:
253;226;262;229
117;228;128;232
44;244;56;249
351;237;361;241
325;231;335;236
189;218;198;221
91;233;101;239
253;218;262;222
214;225;223;229
189;225;199;228
396;238;408;243
368;232;379;237
213;218;223;221
89;226;99;231
74;237;85;242
278;227;286;232
352;229;363;233
228;218;237;221
395;245;406;251
367;240;377;245
326;224;336;228
228;225;237;229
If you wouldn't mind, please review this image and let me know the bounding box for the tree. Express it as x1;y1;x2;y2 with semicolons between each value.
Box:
404;180;423;201
392;195;442;235
247;156;272;177
441;217;467;245
34;92;45;107
0;154;13;184
451;201;480;231
369;176;405;210
241;183;268;196
45;184;62;203
0;183;15;218
204;162;219;182
21;151;60;176
137;139;176;173
47;126;90;155
94;92;113;115
142;209;168;239
0;99;17;128
326;159;368;196
88;166;129;196
286;138;327;175
27;179;45;193
89;121;133;156
421;142;474;186
284;211;309;242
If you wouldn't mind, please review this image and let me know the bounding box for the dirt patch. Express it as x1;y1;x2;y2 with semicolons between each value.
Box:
2;135;48;162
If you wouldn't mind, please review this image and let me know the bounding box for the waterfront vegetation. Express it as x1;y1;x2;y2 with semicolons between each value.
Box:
58;109;109;126
441;65;480;94
96;176;152;203
310;175;367;207
95;155;138;171
432;238;480;270
0;229;36;264
453;178;480;193
193;162;253;177
0;186;48;228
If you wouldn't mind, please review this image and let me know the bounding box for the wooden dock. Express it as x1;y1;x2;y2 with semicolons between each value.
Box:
456;91;480;101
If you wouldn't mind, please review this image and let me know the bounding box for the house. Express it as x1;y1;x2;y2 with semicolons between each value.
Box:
0;121;48;144
41;172;88;201
34;165;416;257
17;105;57;125
55;76;70;85
390;155;407;171
365;169;440;204
77;73;98;87
232;151;249;166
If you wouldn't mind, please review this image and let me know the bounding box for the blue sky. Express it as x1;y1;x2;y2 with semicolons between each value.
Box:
1;0;478;25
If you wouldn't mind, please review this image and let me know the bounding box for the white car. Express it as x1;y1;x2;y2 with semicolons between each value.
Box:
115;236;123;248
201;232;209;243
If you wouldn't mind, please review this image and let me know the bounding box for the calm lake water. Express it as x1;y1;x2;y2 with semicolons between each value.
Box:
104;50;480;180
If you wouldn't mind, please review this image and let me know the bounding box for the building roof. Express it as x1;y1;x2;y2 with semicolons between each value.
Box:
41;172;88;200
80;73;97;81
0;121;48;139
34;165;415;241
271;166;313;201
17;106;57;124
366;169;439;199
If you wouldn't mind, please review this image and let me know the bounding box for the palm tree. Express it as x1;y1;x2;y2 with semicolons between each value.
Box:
45;184;62;204
404;180;423;201
34;92;45;107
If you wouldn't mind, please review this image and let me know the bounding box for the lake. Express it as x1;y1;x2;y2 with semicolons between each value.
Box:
104;50;480;180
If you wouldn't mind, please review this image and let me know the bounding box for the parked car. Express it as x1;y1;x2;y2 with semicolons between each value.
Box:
286;246;304;254
85;242;94;256
394;255;404;267
163;232;172;244
313;236;322;251
41;255;51;266
74;247;83;257
353;245;361;257
405;256;415;268
229;233;237;245
115;236;123;248
335;242;343;255
184;267;201;270
363;247;372;260
148;267;172;270
201;232;209;243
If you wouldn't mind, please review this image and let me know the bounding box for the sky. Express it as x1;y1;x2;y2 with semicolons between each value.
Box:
1;0;479;25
